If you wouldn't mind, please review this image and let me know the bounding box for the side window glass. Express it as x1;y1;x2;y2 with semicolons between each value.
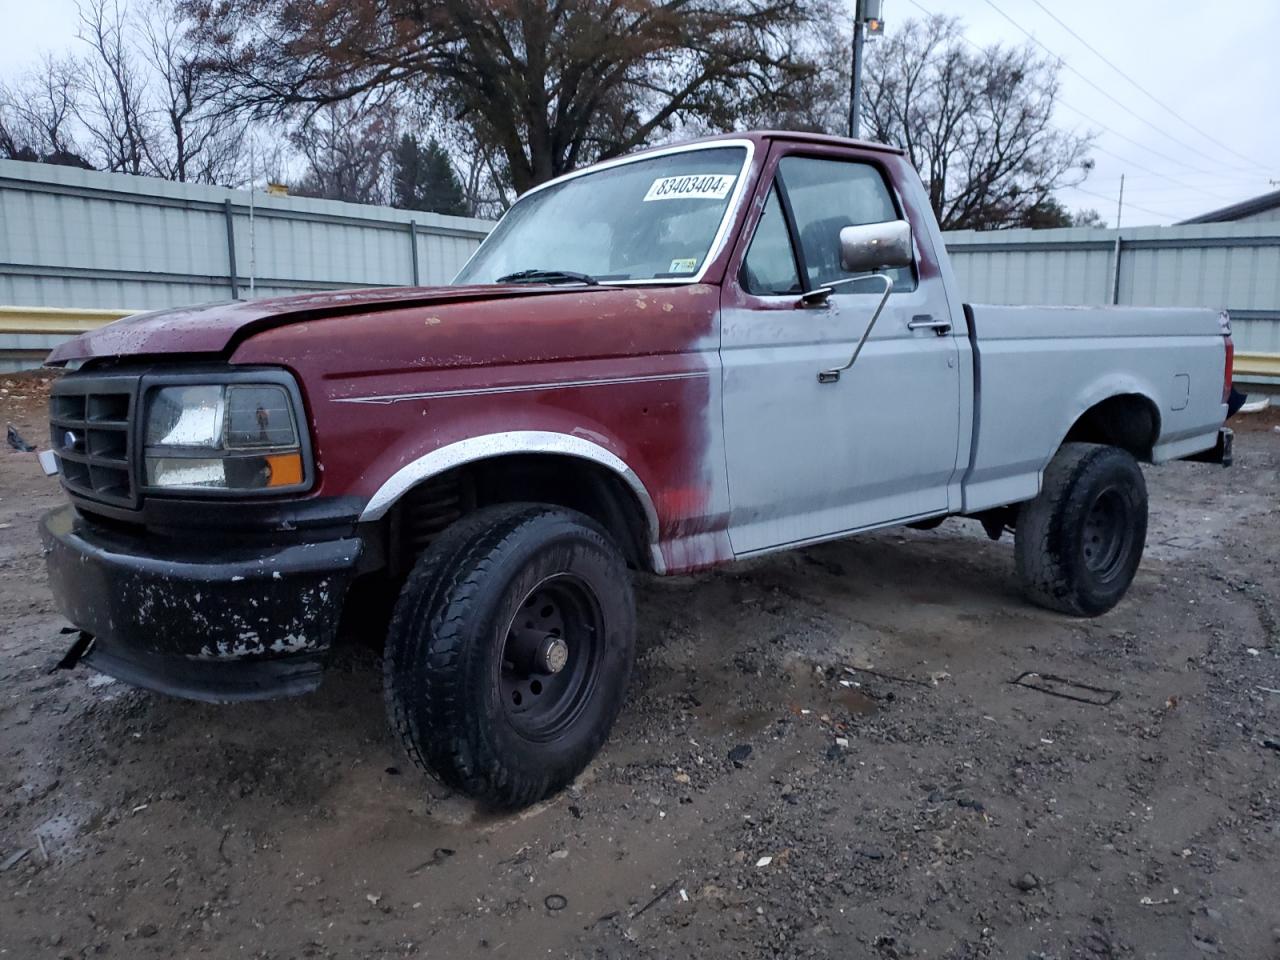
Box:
778;156;916;293
741;186;801;296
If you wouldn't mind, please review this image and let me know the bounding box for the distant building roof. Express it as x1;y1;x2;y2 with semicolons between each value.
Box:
1179;188;1280;224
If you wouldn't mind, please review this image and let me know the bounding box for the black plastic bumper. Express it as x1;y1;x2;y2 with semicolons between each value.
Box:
41;505;363;702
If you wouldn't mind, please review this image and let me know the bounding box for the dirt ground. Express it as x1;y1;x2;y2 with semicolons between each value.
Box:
3;372;1279;960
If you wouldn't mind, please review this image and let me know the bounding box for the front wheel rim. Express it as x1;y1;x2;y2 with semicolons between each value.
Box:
498;574;603;742
1081;486;1133;583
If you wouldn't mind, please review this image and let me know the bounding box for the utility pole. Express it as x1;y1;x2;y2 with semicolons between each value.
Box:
848;0;885;139
849;0;865;138
1115;173;1125;230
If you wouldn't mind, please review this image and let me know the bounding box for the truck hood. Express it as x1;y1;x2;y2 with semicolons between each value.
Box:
46;285;626;363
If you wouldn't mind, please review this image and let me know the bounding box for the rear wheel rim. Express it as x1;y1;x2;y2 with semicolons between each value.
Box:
498;574;603;742
1081;486;1133;583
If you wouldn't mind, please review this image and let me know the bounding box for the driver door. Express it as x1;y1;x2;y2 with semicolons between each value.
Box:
719;150;963;556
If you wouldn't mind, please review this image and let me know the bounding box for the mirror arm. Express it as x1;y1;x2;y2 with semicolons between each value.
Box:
798;286;834;307
816;272;895;384
798;270;892;307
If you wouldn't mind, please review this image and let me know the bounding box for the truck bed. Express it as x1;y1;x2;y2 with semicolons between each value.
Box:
960;304;1230;513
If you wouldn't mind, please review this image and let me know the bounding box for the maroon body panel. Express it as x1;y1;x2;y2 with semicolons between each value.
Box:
229;284;729;572
45;285;619;361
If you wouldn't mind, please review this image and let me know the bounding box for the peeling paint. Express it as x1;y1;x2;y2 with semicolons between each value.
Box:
269;634;312;654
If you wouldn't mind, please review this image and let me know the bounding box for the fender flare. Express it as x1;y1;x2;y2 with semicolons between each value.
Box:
357;431;665;572
1045;375;1163;465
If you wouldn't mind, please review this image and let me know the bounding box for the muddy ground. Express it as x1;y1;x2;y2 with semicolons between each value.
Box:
2;373;1279;959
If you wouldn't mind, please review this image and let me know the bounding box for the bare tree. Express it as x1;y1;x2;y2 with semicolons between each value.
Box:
859;16;1094;230
290;101;400;204
434;123;513;218
0;55;91;165
135;0;244;183
1;0;264;183
75;0;152;174
729;15;851;135
183;0;834;195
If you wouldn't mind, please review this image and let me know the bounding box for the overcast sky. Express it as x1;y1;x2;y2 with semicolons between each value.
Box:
2;0;1276;227
908;0;1280;226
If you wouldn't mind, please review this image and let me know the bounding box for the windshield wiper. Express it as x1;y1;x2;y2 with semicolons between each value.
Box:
495;268;600;286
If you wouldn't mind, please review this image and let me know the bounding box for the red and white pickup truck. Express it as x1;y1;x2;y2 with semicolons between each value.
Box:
40;131;1233;807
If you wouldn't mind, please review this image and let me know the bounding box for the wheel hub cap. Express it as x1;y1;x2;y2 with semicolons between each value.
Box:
538;636;570;674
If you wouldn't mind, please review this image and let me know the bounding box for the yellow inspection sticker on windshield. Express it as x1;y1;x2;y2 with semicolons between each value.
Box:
643;174;737;202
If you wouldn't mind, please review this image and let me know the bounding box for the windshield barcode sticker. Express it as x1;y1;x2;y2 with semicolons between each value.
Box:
643;174;736;202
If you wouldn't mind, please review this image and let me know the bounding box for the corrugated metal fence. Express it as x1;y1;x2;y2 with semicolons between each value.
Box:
3;157;1279;375
942;222;1280;357
0;158;491;370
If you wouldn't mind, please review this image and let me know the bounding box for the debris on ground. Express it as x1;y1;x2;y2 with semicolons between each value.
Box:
1012;873;1041;892
6;424;35;452
1;849;31;872
727;744;752;766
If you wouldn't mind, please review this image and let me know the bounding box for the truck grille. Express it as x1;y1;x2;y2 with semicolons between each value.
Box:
49;375;141;509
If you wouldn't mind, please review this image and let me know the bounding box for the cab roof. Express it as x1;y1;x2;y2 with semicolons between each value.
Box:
677;129;905;156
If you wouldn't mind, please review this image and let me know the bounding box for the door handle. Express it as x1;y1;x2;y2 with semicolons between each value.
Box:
907;315;951;335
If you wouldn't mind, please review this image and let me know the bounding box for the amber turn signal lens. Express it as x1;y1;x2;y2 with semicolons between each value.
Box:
264;452;304;487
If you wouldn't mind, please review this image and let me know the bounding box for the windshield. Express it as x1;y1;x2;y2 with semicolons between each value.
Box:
454;145;749;285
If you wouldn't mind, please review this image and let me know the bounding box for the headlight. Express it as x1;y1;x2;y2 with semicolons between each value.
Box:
143;380;308;493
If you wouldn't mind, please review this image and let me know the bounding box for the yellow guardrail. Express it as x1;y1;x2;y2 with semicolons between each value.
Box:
0;306;141;334
1235;351;1280;379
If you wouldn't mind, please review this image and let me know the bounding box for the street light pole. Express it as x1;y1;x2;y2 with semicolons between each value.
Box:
849;0;884;138
848;0;865;138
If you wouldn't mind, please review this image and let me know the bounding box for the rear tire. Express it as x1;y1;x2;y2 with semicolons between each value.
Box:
383;504;635;808
1014;443;1148;616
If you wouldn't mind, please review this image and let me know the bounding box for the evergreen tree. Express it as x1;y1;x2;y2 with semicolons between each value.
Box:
392;135;468;216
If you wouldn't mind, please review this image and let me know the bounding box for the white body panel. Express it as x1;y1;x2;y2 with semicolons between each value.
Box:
719;294;1226;558
715;138;1228;561
960;305;1229;512
720;283;963;556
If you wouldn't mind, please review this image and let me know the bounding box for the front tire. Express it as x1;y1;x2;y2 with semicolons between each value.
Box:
1014;443;1148;616
383;504;636;808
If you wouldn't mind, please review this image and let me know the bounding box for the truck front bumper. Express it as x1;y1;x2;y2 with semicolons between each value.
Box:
41;505;363;702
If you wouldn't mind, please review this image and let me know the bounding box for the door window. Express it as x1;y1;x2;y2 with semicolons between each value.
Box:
777;156;915;293
741;186;802;296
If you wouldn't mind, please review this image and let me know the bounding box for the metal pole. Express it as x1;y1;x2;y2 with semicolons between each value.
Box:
248;142;256;297
849;0;865;138
1115;173;1125;231
409;220;420;286
223;199;239;299
1110;235;1123;305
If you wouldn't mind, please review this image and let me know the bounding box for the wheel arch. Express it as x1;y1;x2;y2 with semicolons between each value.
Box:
1060;391;1162;463
360;432;664;573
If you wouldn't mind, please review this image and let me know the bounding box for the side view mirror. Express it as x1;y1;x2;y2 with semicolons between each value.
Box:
838;219;913;273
